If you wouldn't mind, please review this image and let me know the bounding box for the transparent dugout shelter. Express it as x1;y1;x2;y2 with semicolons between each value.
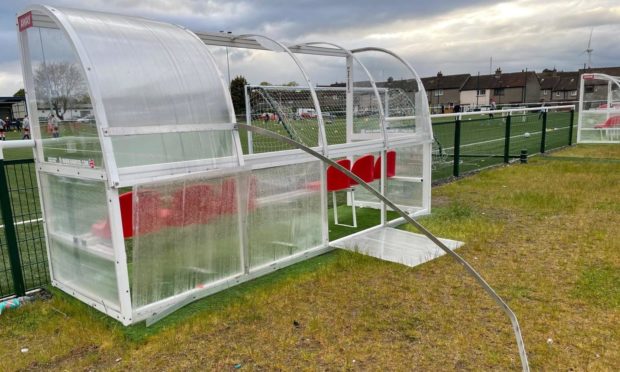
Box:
578;73;620;143
18;5;435;325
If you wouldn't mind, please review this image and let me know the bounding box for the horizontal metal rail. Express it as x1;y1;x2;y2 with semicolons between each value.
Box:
236;123;530;371
430;105;575;120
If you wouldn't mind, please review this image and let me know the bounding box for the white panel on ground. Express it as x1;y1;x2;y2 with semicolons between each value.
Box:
331;227;463;267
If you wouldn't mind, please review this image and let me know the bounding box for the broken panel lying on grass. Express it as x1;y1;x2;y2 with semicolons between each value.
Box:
578;73;620;143
19;5;436;325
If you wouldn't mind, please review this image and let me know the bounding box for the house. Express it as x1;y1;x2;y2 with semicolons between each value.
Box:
0;96;26;123
537;69;580;103
460;68;541;108
537;69;561;102
551;73;579;102
578;66;620;104
420;72;470;112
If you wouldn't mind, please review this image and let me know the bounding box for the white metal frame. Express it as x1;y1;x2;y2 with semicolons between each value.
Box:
19;6;434;326
578;73;620;143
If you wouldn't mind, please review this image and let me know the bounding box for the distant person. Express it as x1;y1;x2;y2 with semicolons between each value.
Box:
440;104;445;114
22;115;30;140
454;104;461;113
0;117;5;141
538;99;546;120
489;99;497;118
51;114;60;138
47;113;54;134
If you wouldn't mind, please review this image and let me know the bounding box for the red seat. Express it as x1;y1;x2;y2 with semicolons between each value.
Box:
350;154;375;185
595;116;620;128
373;150;396;179
327;159;351;191
91;190;165;239
326;158;358;228
169;184;219;227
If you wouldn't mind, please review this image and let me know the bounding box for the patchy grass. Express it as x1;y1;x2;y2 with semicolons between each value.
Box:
552;143;620;159
1;144;619;370
573;265;620;309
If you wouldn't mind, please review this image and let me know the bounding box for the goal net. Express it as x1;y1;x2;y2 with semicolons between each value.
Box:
244;85;415;153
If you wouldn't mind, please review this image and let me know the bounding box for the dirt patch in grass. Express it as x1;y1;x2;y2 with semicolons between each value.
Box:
0;144;618;370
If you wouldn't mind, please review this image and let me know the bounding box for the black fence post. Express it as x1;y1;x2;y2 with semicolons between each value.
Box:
540;110;547;154
504;113;512;163
568;109;575;146
453;115;461;177
0;158;26;297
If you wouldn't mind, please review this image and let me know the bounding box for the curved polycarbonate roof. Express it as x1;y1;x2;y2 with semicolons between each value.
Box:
22;5;432;183
44;5;233;129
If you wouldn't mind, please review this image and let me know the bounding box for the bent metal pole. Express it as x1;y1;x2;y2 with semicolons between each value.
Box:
235;123;530;372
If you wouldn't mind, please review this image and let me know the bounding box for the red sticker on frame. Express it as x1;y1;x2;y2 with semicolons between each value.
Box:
18;11;33;32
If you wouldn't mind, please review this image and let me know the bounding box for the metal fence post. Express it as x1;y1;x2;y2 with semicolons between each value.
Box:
540;110;547;154
0;157;26;297
504;113;512;163
453;115;461;177
568;109;575;146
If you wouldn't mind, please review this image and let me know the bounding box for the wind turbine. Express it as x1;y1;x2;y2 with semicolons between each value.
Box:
582;28;594;69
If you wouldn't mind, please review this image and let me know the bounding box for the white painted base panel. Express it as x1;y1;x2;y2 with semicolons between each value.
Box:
331;227;463;268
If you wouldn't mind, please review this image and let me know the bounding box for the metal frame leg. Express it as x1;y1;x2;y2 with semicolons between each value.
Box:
333;189;357;228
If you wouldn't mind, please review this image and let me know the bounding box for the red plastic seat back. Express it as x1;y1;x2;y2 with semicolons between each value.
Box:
220;178;238;214
374;150;396;179
606;116;620;127
350;154;375;185
119;190;165;238
327;159;351;191
170;184;219;226
119;192;134;238
135;190;166;235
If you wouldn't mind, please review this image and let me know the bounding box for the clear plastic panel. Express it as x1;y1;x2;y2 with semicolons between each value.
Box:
580;77;620;143
349;151;382;207
41;174;119;307
111;131;235;168
352;60;383;139
386;144;424;213
56;7;233;167
220;46;323;153
25;26;103;168
247;161;323;269
354;50;431;140
354;145;424;213
132;170;248;308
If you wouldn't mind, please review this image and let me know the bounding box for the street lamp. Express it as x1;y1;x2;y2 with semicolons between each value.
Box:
219;30;232;86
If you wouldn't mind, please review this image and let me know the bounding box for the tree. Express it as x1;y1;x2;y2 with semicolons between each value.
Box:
259;81;271;86
13;89;25;97
284;81;299;87
229;75;248;115
34;61;87;119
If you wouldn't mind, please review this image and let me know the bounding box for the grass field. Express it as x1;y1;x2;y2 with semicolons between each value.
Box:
0;144;617;370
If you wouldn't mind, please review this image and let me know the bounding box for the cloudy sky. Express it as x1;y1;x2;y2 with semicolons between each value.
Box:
1;0;619;95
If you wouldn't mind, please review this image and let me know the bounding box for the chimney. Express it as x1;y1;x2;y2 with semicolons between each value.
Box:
437;71;443;77
495;67;502;79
